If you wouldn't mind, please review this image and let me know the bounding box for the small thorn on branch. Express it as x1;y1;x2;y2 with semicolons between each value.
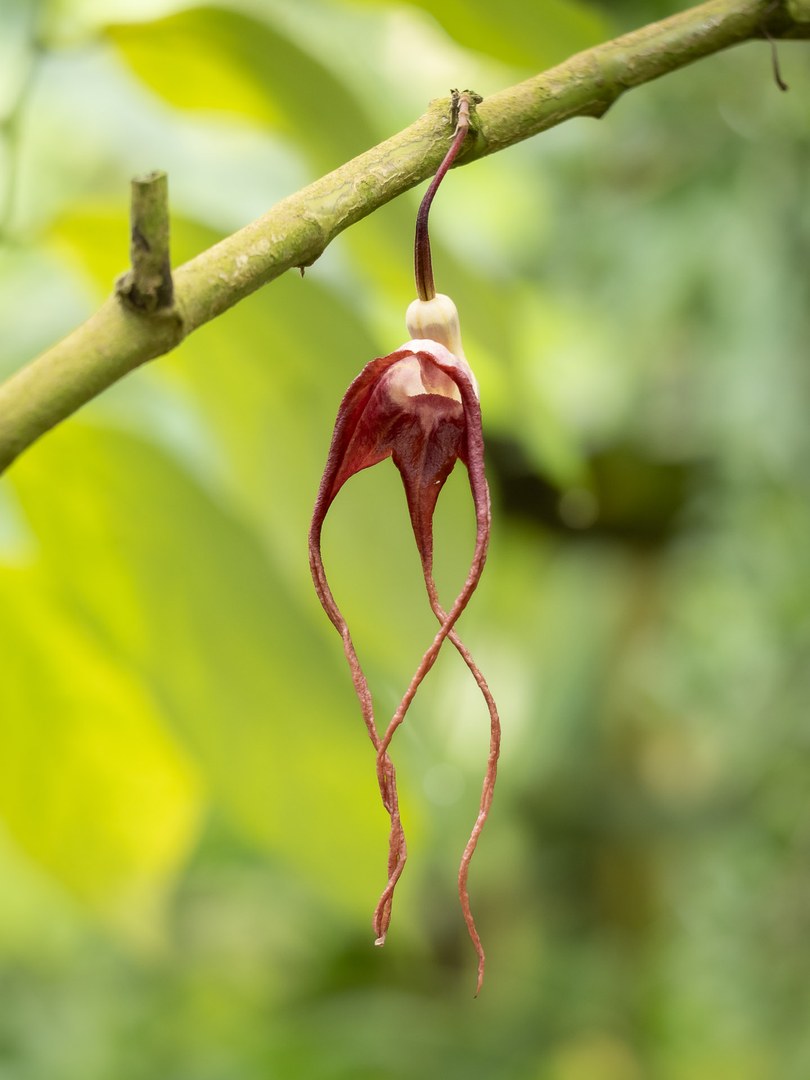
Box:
762;1;790;91
116;170;175;313
768;34;790;90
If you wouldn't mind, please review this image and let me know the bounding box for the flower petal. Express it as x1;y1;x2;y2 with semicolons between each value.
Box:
312;352;405;518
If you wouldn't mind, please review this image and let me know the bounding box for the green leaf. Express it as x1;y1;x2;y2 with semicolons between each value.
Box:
350;0;613;70
0;565;202;935
105;5;376;170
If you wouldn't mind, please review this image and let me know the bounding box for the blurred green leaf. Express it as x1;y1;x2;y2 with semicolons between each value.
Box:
105;5;376;170
0;564;202;934
350;0;613;69
48;202;222;288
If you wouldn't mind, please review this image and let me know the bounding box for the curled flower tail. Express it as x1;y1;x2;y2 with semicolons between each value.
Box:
371;346;495;973
309;484;407;941
390;344;499;994
373;543;499;993
423;572;499;998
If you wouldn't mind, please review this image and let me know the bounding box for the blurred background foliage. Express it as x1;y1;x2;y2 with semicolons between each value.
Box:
1;0;809;1076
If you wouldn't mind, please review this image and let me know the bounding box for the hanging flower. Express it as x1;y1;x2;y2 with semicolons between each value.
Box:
309;93;500;995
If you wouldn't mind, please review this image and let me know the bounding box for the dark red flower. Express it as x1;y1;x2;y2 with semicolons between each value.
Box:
309;298;500;994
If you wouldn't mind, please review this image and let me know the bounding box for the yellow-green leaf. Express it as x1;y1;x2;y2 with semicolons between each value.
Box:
350;0;613;70
106;6;375;170
0;566;202;937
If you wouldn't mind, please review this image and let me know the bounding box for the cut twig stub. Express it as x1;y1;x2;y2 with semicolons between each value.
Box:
116;170;175;313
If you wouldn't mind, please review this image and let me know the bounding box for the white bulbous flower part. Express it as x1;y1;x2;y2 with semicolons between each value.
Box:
406;293;463;355
404;294;480;398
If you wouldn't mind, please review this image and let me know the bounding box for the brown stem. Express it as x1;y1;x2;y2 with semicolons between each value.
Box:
413;91;478;301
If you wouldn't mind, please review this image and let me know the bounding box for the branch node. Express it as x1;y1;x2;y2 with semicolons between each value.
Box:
115;170;175;314
452;89;485;158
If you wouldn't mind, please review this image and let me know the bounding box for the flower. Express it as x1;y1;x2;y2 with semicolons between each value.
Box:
309;295;500;995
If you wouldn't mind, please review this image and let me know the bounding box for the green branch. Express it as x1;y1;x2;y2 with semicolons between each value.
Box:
1;0;808;474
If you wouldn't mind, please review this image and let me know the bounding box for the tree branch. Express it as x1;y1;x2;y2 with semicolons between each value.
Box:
1;0;808;474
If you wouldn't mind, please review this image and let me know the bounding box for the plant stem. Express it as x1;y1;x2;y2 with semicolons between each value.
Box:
413;91;477;302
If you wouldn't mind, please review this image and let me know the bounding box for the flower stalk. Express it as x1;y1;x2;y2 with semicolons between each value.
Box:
414;90;481;302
